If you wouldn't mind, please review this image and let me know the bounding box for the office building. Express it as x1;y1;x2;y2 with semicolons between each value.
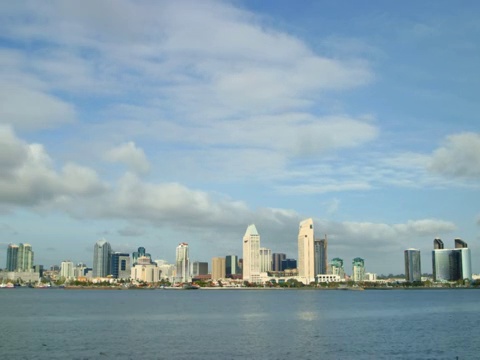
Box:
60;261;75;279
282;258;297;270
432;238;472;282
298;218;315;283
111;252;131;279
242;224;261;283
74;263;88;278
93;239;111;278
404;249;421;282
17;243;34;271
225;255;240;277
314;236;328;275
6;244;19;271
132;247;152;265
272;253;286;271
212;257;226;281
330;258;345;279
176;243;190;282
131;256;160;283
352;257;365;282
191;261;208;276
259;248;272;272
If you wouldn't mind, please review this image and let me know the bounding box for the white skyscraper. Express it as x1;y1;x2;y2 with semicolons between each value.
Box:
176;243;190;283
259;247;272;272
242;224;261;283
60;261;75;279
298;218;315;284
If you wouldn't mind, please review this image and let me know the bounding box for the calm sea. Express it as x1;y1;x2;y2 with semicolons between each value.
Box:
0;288;478;359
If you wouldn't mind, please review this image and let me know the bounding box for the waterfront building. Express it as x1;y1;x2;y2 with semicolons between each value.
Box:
132;247;152;265
432;239;472;282
242;224;261;283
314;236;328;275
60;261;75;279
281;258;297;270
298;218;315;283
17;243;34;271
111;252;131;279
92;239;112;278
6;244;19;271
272;253;286;272
191;261;208;277
225;255;240;277
330;258;345;279
352;258;365;282
259;248;272;272
404;249;421;282
176;243;190;283
212;257;226;281
364;273;377;281
131;256;160;283
317;274;342;283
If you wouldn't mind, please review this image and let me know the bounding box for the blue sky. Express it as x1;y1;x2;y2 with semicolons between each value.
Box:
0;0;479;274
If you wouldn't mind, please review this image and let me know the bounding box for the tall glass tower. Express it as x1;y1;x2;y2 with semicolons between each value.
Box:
93;239;111;278
404;248;421;282
6;244;19;271
17;243;34;271
314;236;328;275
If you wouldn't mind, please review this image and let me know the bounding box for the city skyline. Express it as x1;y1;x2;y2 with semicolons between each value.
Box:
0;1;479;274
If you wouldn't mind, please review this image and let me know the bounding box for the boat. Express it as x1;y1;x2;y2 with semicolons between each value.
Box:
182;283;200;290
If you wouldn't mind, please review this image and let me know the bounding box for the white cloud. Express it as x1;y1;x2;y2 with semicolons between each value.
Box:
428;132;480;179
0;85;75;130
104;142;150;175
0;125;105;206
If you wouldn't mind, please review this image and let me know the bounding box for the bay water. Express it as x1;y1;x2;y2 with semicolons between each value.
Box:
0;288;478;359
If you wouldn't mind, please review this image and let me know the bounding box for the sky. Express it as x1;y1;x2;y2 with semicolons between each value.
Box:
0;0;479;275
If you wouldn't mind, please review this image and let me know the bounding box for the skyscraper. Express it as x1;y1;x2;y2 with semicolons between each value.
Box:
111;252;131;279
176;243;190;283
17;243;34;272
60;261;75;279
132;247;152;265
6;244;19;271
298;218;315;283
93;239;111;278
352;257;365;282
404;249;421;282
272;253;286;271
191;261;208;276
330;258;345;279
225;255;240;277
212;257;226;281
242;224;260;283
314;236;328;275
259;247;272;272
432;239;472;282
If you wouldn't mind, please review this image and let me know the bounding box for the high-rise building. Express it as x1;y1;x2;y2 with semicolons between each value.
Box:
132;247;153;265
191;261;208;276
352;257;365;282
131;256;160;283
272;253;286;271
298;218;315;283
60;261;75;279
93;239;111;278
330;258;345;279
6;244;19;271
225;255;240;277
314;236;328;275
17;243;34;271
259;248;272;272
242;224;261;283
404;249;421;282
432;239;472;282
434;238;444;249
176;243;190;283
111;252;131;279
282;258;297;270
212;257;226;281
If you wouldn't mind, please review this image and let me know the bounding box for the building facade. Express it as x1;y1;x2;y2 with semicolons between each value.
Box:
111;252;131;279
132;247;152;265
191;261;209;277
432;238;472;282
272;253;286;272
330;258;345;279
212;257;226;281
352;257;365;282
6;244;19;271
259;248;272;272
225;255;240;277
176;243;190;283
298;218;315;283
242;224;261;283
17;243;34;272
404;248;421;282
131;256;160;283
93;239;111;278
60;261;75;279
314;236;328;275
